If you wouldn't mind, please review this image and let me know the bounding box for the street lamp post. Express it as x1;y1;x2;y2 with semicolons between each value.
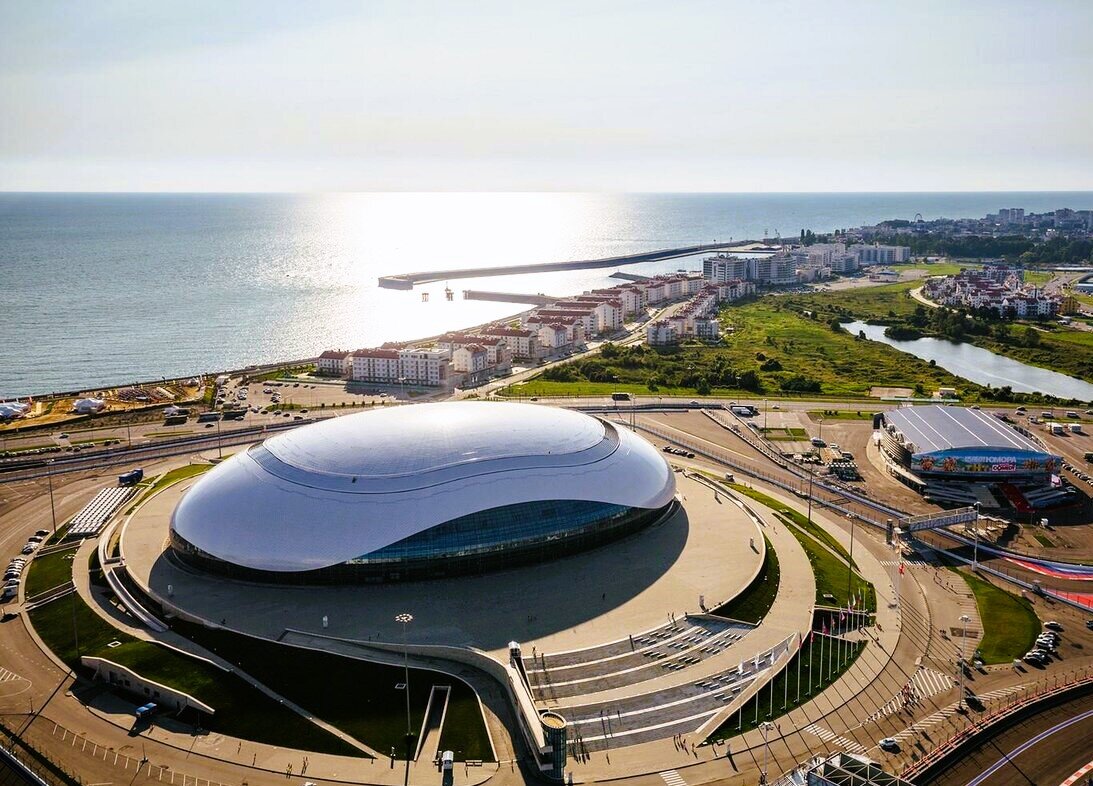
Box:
759;721;774;784
972;503;980;570
846;512;856;603
958;613;971;709
215;417;223;460
45;459;58;535
395;612;414;737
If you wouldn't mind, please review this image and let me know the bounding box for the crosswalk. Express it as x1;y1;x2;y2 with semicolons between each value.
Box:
660;769;686;786
891;684;1026;742
802;723;866;754
0;667;24;683
860;667;956;726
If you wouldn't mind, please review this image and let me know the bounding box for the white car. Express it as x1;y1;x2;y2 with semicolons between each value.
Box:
878;737;898;751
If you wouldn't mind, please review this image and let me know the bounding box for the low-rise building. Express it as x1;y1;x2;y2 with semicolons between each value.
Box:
317;350;352;377
351;348;452;387
646;320;678;346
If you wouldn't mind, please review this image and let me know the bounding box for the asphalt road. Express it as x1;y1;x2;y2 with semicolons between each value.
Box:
924;692;1093;786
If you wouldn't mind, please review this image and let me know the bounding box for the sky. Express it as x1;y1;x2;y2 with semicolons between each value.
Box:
1;0;1092;192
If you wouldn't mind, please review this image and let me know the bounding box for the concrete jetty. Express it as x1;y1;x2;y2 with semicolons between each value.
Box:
462;290;559;305
377;241;769;290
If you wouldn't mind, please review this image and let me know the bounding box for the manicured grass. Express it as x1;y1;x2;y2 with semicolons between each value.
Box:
807;409;878;421
705;636;865;740
711;534;779;624
761;427;808;441
23;547;78;598
28;593;359;756
127;463;213;512
786;524;875;612
1033;533;1055;548
727;483;855;567
958;570;1040;664
172;621;494;761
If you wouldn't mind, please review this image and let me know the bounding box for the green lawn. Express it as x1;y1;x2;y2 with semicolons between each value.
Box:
958;570;1040;664
807;409;878;421
127;463;213;512
171;621;494;761
711;534;779;624
28;595;359;756
786;524;875;612
705;636;865;740
727;483;855;567
23;547;78;598
506;298;982;400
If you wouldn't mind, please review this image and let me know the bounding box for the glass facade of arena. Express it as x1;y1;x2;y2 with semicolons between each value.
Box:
170;499;675;584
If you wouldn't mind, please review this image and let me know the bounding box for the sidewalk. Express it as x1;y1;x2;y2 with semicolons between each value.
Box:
70;539;501;786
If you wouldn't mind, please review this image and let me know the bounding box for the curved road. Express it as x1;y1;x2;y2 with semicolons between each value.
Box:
925;693;1093;786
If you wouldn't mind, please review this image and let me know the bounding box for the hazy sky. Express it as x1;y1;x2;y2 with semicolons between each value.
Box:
2;0;1091;192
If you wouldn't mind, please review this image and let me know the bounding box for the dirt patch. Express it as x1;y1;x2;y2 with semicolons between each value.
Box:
869;386;912;398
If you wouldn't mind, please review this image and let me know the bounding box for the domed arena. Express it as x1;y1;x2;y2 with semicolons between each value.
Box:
169;401;677;583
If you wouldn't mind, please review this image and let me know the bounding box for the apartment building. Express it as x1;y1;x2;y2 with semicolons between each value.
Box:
317;350;352;377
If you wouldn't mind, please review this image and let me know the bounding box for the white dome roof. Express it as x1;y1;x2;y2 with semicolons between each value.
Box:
170;402;675;572
263;402;607;479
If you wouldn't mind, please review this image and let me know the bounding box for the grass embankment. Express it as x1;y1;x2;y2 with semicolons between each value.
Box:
711;534;779;623
171;621;494;760
23;547;78;598
126;463;213;512
788;525;875;612
28;595;358;756
505;299;980;400
726;484;854;566
706;636;865;740
957;570;1040;664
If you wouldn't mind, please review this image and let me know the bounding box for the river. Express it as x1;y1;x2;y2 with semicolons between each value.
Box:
845;321;1093;401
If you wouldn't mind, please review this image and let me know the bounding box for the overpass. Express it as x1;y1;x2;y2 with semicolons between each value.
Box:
377;241;779;289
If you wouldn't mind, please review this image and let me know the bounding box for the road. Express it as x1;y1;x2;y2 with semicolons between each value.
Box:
924;692;1093;786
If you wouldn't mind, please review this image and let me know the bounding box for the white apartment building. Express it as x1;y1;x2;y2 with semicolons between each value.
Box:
351;348;452;387
704;254;749;283
317;350;352;377
646;320;678;346
452;344;489;374
856;244;911;265
480;326;540;360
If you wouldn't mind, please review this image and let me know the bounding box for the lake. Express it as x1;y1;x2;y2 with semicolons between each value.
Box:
845;321;1093;401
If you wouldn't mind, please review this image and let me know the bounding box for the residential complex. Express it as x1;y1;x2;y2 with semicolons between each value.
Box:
922;265;1060;319
646;280;754;346
703;242;910;288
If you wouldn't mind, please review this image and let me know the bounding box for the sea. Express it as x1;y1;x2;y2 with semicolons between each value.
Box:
2;192;1091;399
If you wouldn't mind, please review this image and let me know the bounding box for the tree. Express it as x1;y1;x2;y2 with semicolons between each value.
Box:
829;318;844;332
738;370;762;392
1022;326;1041;348
695;378;711;396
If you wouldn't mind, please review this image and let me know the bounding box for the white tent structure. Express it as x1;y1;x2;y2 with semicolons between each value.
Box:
72;398;107;414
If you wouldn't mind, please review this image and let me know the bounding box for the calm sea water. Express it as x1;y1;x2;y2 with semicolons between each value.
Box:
1;192;1091;398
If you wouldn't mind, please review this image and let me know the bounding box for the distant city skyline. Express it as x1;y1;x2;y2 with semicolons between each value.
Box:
1;0;1092;192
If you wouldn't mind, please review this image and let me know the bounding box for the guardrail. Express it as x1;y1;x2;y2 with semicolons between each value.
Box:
0;416;335;483
901;669;1093;781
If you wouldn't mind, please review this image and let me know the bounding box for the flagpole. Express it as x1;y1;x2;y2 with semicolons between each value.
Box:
784;639;789;709
819;627;825;685
796;633;802;704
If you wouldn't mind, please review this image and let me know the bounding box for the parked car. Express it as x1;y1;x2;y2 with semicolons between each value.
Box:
35;529;49;537
20;545;34;555
878;737;898;751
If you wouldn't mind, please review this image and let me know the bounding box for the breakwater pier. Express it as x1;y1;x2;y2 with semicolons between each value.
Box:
377;241;777;290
